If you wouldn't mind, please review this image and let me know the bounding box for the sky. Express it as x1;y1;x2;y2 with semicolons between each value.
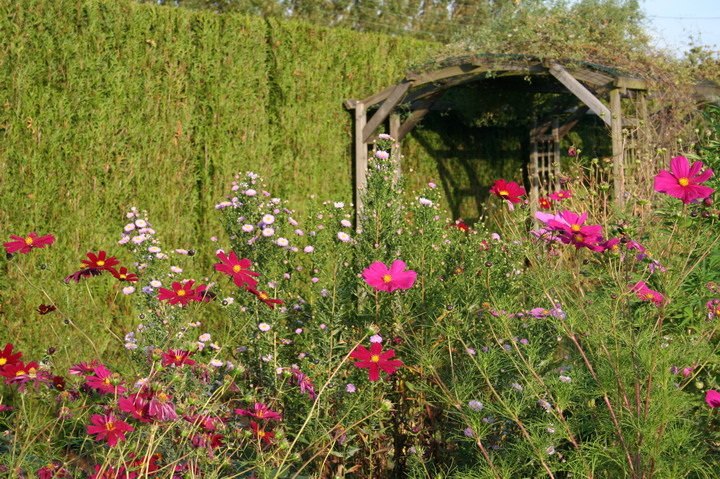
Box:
640;0;720;55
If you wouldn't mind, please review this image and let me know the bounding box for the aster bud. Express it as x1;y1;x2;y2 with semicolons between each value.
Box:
485;261;493;267
188;250;196;256
40;264;47;270
702;211;711;218
704;197;714;207
690;211;699;217
47;347;56;355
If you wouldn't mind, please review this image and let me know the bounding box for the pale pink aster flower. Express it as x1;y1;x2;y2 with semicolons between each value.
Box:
210;359;224;367
199;333;211;342
419;198;433;206
370;334;383;343
262;227;275;237
263;214;275;225
132;235;145;245
259;323;271;332
375;150;390;160
334;202;345;208
337;232;351;242
148;246;161;253
170;266;183;273
122;286;135;295
118;236;130;245
304;246;314;253
340;219;352;228
150;280;162;288
242;224;254;233
245;189;257;196
124;223;136;232
428;182;436;188
276;238;289;247
135;219;147;228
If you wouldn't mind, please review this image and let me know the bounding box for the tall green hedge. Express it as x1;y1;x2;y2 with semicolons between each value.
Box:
0;0;535;357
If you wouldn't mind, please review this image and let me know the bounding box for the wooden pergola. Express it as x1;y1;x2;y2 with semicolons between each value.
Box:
344;55;717;210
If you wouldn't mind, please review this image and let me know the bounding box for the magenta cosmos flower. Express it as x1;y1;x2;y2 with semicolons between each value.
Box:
363;260;416;292
706;390;720;408
350;342;403;381
214;251;259;288
3;232;55;254
489;179;526;203
654;155;714;204
235;402;283;421
157;280;206;306
87;413;134;447
630;282;665;306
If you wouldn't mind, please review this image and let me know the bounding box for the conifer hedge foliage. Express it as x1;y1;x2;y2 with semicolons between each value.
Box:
0;0;535;356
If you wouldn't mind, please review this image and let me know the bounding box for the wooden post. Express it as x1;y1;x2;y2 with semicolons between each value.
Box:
355;101;367;213
529;122;540;210
610;88;624;208
390;113;401;180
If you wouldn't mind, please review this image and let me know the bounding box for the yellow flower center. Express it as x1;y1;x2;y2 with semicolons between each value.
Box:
571;224;581;232
175;355;183;361
499;190;509;197
257;429;266;438
382;275;392;283
28;367;37;378
25;236;34;245
370;355;380;363
645;293;655;300
0;358;6;366
96;260;105;266
15;370;25;377
260;292;269;300
157;392;168;403
232;265;242;273
119;274;127;279
574;234;584;242
558;192;565;197
105;422;115;431
256;410;264;417
678;177;690;187
177;290;186;296
103;377;111;384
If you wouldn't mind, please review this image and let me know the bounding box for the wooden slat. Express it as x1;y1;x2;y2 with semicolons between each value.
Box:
557;105;590;138
548;62;612;127
405;64;490;85
615;76;647;90
362;81;412;142
396;92;443;141
610;89;624;208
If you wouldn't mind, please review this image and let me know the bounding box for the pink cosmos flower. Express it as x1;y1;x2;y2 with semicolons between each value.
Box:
89;464;137;479
363;260;416;292
157;281;206;306
350;342;403;381
118;396;152;423
3;361;52;392
214;251;259;288
87;413;134;447
85;365;126;395
235;403;282;421
548;210;604;251
630;282;665;306
3;232;55;254
161;349;196;367
489;179;526;203
706;390;720;408
549;190;572;201
654;155;714;204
